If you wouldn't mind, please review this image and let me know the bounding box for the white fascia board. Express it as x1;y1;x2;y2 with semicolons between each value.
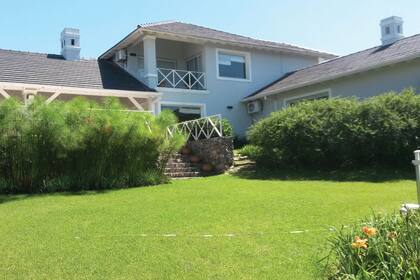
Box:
0;82;160;99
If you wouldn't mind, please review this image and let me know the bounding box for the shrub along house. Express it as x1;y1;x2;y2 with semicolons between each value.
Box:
244;16;420;121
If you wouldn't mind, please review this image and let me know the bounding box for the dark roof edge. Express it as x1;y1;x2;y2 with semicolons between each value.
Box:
98;26;141;60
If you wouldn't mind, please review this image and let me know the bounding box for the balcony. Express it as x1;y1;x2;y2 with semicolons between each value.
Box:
157;68;206;91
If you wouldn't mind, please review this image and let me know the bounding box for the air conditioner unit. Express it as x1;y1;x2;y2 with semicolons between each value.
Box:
247;100;261;114
115;50;127;61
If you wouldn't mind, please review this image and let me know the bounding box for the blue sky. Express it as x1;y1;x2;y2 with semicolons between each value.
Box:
1;0;420;58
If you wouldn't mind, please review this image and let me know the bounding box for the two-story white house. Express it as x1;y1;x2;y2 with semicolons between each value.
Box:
98;21;336;135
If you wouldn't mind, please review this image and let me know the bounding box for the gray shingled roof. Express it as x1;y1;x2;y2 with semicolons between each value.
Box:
244;34;420;101
0;49;153;92
100;21;336;60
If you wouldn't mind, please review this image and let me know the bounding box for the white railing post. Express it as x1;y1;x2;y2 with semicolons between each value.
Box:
157;68;206;90
166;115;223;141
413;150;420;204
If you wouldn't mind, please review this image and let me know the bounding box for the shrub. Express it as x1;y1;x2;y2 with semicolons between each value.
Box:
323;211;420;279
221;118;233;137
238;144;263;161
247;89;420;168
0;97;185;193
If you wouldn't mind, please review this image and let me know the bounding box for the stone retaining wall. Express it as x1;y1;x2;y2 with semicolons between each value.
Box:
187;137;234;173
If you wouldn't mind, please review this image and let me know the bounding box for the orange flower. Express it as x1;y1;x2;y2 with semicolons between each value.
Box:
351;236;368;249
362;226;377;237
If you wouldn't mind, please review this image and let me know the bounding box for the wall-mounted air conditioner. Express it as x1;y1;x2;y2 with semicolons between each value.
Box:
247;100;262;114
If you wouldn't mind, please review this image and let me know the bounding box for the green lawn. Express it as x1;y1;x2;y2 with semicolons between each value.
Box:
0;174;417;279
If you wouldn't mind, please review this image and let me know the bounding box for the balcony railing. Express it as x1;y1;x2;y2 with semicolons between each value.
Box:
157;68;206;90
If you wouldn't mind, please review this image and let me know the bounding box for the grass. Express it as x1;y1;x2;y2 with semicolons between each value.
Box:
0;173;417;279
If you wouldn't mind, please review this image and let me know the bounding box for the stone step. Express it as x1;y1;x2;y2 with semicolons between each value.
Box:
166;162;196;168
167;171;201;178
165;167;200;173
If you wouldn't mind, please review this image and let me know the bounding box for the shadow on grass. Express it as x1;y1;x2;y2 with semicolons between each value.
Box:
0;189;114;205
232;166;415;183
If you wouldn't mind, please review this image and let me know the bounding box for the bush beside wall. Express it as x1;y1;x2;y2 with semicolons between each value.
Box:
247;90;420;168
0;97;185;193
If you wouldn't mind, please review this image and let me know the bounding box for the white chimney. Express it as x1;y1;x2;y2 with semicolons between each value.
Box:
60;28;80;60
380;16;404;45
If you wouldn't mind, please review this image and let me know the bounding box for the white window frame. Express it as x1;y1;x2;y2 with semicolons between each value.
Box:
216;48;252;82
160;101;207;117
283;89;331;107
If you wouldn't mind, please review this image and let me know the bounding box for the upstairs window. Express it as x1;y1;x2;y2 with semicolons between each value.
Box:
71;39;75;46
285;90;330;107
217;49;250;80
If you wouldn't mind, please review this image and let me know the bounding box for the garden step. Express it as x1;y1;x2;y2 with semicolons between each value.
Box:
165;151;204;179
165;167;200;173
168;171;201;178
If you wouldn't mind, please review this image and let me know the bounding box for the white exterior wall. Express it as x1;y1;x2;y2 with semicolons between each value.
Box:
121;38;321;136
252;58;420;121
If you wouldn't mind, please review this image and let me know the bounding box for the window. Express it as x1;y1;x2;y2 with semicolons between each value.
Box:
186;55;202;72
385;26;391;35
161;105;202;122
157;58;176;70
217;49;250;80
71;39;75;46
285;90;330;107
397;25;401;33
136;57;176;70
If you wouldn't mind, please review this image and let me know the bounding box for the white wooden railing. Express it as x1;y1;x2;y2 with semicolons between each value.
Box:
158;68;206;90
167;114;223;141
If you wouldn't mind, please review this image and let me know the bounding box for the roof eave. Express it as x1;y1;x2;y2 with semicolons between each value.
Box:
99;27;336;60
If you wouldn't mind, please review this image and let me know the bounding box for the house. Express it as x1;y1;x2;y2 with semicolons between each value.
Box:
244;16;420;122
1;16;418;137
98;21;335;135
0;22;334;136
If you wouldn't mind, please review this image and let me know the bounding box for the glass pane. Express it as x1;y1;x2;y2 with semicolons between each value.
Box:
218;52;246;79
157;59;176;69
286;92;329;106
161;105;201;122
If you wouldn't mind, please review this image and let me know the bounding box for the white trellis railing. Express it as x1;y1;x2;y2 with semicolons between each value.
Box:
401;150;420;213
158;68;206;90
167;114;223;141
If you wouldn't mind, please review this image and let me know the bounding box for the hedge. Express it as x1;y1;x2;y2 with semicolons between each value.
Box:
246;89;420;168
0;97;185;193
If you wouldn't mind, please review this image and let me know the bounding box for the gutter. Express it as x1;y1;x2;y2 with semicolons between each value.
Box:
242;52;420;102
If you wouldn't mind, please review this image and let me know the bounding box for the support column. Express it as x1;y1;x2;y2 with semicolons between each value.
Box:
143;36;158;89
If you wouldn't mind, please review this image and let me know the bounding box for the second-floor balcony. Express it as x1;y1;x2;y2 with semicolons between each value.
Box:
157;68;206;91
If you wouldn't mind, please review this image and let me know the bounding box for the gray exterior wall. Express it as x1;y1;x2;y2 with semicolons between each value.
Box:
253;58;420;122
156;43;320;136
121;38;321;136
